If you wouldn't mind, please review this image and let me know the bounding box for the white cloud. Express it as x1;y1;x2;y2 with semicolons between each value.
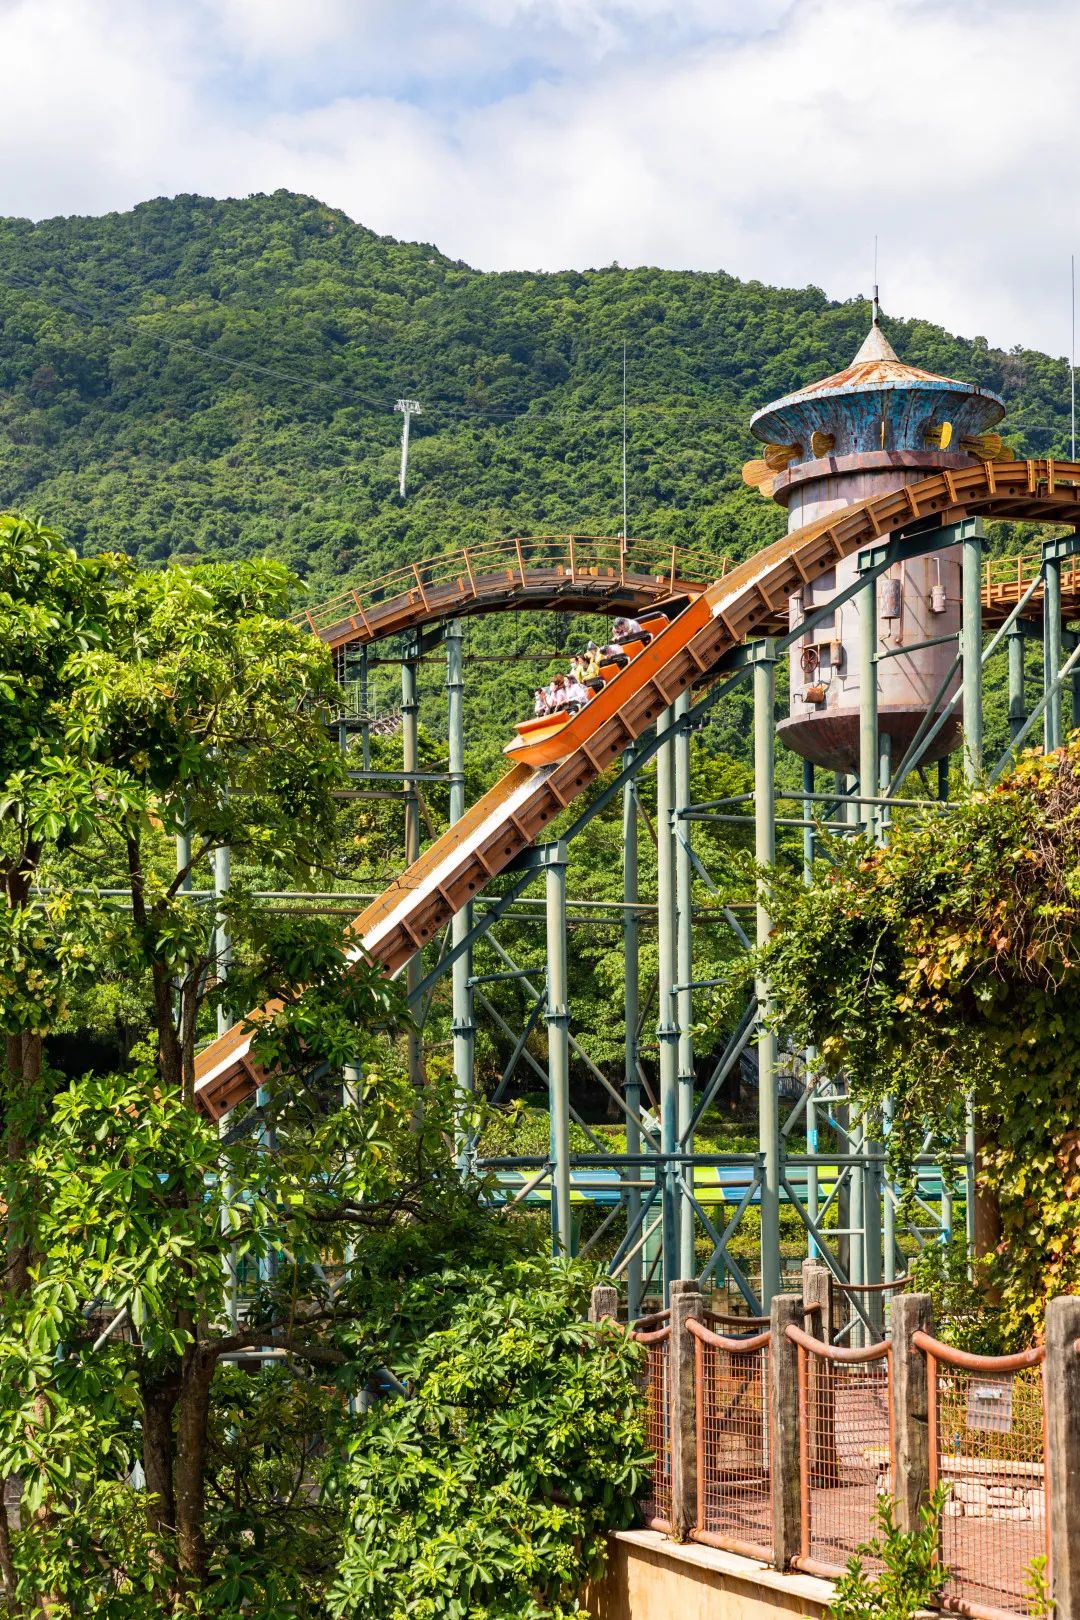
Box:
0;0;1074;355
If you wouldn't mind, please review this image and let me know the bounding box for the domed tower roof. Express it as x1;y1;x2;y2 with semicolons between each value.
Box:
749;316;1005;461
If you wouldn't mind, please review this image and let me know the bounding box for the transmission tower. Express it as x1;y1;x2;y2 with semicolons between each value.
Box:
395;398;422;498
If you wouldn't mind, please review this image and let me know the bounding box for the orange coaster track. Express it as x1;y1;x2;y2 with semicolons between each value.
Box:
195;461;1080;1117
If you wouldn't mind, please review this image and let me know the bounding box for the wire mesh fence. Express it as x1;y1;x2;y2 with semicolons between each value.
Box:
920;1335;1049;1620
689;1319;773;1560
791;1326;894;1577
832;1276;909;1346
632;1322;672;1531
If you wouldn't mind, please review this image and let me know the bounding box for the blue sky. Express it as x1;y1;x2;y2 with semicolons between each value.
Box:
0;0;1075;354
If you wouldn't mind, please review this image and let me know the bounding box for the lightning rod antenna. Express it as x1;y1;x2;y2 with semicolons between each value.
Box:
1071;255;1076;463
872;235;880;326
395;398;422;499
621;341;628;543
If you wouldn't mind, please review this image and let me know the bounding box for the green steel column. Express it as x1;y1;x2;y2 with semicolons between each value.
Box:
961;526;986;1255
655;707;680;1293
877;734;892;843
674;690;696;1280
1044;550;1063;752
359;645;371;770
802;759;819;1260
965;1104;977;1257
446;623;475;1172
622;756;643;1319
176;825;191;894
401;641;422;1089
961;522;986;782
858;566;879;835
1007;624;1027;744
214;839;238;1330
752;644;782;1307
544;844;572;1256
882;1097;896;1284
801;758;815;876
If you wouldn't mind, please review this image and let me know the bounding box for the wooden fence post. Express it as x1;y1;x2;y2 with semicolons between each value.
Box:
891;1291;933;1534
669;1278;703;1540
770;1292;803;1569
589;1284;619;1323
1045;1295;1080;1620
802;1259;834;1344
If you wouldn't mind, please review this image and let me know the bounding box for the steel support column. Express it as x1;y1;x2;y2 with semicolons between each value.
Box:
446;622;475;1170
543;844;573;1255
214;839;238;1330
655;707;680;1292
858;564;879;834
962;523;986;781
752;643;781;1306
622;756;643;1319
1044;548;1064;752
401;638;423;1090
1008;624;1027;743
674;690;696;1279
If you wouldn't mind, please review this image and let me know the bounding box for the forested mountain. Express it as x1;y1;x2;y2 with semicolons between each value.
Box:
0;189;1072;765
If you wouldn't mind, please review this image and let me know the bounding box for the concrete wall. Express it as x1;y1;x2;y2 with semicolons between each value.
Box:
587;1531;834;1620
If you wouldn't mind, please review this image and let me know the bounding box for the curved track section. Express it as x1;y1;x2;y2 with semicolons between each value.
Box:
196;460;1080;1117
295;533;723;652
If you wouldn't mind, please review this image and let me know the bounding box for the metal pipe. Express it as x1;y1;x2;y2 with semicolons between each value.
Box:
544;845;572;1255
401;639;422;1089
623;754;643;1319
655;707;680;1293
446;623;475;1172
1044;552;1063;752
961;523;985;781
214;838;238;1332
753;645;781;1306
858;568;879;835
674;691;696;1279
1008;624;1027;743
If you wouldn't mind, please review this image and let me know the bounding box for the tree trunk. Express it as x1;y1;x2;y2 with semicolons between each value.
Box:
140;1364;180;1537
173;1347;216;1596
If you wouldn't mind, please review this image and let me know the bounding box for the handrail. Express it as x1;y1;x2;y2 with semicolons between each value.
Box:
632;1323;672;1346
689;1318;770;1353
291;532;725;645
786;1322;892;1364
913;1329;1045;1373
703;1310;769;1331
834;1275;909;1296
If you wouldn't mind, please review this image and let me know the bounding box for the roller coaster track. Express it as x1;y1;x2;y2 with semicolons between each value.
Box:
195;460;1080;1117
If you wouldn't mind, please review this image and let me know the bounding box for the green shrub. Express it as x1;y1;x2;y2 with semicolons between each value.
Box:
327;1260;649;1620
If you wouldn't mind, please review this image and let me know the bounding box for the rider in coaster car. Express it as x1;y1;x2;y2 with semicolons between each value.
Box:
562;671;590;711
612;615;647;643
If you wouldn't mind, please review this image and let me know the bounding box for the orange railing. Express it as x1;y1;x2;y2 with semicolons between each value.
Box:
632;1319;674;1532
292;534;727;643
916;1332;1049;1620
789;1323;895;1580
689;1318;773;1560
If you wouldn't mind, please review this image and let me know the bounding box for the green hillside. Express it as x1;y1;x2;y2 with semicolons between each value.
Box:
0;189;1072;767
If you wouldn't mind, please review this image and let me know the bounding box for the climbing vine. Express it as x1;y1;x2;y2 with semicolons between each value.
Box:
760;737;1080;1342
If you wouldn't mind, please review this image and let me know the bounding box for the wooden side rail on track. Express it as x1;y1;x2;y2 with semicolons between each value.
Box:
194;460;1080;1118
294;533;726;652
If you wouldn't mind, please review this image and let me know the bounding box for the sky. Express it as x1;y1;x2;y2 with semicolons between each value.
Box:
1;0;1077;356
